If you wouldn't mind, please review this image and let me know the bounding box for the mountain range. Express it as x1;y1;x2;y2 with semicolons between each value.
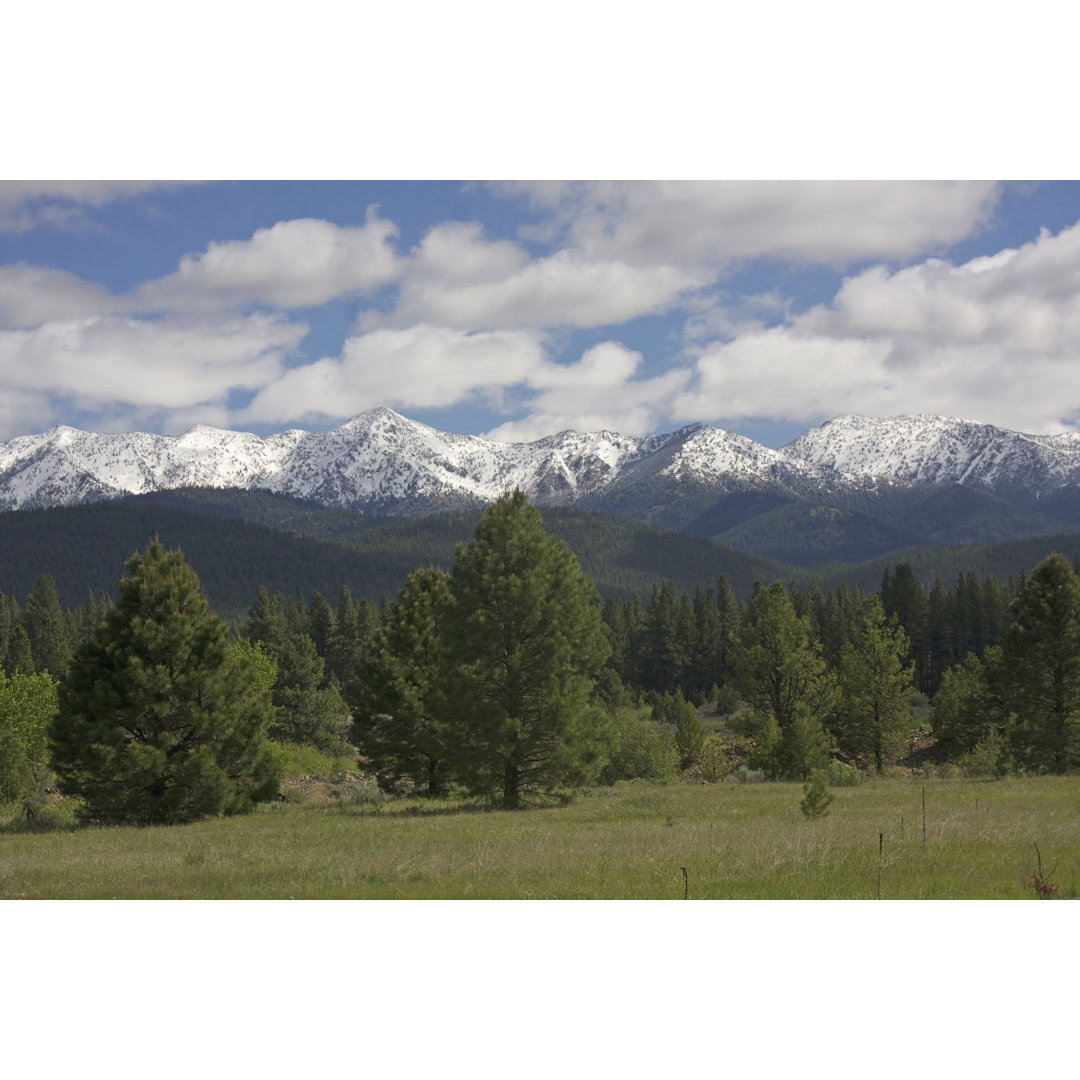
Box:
3;408;1080;565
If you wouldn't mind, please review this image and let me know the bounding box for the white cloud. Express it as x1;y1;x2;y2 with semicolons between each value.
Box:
675;221;1080;434
0;314;304;433
239;325;548;426
377;220;703;330
0;264;122;327
484;342;693;442
0;181;194;232
136;210;402;312
0;389;58;441
494;180;1002;266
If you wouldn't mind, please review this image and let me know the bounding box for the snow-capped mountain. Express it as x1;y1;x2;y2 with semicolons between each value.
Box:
4;409;1080;534
783;414;1080;512
0;408;674;514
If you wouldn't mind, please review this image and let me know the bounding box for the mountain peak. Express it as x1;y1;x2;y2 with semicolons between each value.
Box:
3;411;1080;527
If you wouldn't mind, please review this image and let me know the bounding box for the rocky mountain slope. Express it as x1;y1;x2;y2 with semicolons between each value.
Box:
3;409;1080;560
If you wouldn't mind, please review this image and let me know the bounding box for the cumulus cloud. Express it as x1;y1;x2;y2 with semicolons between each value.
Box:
0;181;194;233
375;218;703;330
238;325;548;426
0;313;305;436
675;221;1080;434
494;180;1002;267
136;210;403;312
0;264;122;327
484;342;693;442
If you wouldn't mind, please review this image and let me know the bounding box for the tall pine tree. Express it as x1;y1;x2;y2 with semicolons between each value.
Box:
442;491;612;808
1001;554;1080;774
52;540;280;824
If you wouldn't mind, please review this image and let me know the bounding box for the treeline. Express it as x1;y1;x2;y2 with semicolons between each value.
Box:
599;562;1029;706
4;511;1080;817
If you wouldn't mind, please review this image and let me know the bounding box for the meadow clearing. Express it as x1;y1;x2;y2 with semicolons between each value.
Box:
2;774;1077;900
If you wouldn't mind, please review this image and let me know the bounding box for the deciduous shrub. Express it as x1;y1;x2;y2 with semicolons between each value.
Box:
599;707;676;784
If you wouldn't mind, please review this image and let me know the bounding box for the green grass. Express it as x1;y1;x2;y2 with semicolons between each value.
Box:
2;776;1078;899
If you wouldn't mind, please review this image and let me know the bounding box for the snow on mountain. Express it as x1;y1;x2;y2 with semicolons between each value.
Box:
659;423;804;485
3;408;1080;518
784;414;1080;495
0;408;664;513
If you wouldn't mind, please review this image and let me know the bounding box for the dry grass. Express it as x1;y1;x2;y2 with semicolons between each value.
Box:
2;775;1078;899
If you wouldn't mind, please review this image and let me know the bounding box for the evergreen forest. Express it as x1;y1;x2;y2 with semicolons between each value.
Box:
4;490;1080;827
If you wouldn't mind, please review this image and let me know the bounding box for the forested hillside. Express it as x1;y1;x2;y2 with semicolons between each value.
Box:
0;495;787;617
5;490;1080;623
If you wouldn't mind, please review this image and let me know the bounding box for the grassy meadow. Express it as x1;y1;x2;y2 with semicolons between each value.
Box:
2;774;1078;899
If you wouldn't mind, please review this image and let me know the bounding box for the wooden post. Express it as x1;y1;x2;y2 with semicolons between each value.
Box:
681;866;688;900
922;786;927;845
878;833;883;900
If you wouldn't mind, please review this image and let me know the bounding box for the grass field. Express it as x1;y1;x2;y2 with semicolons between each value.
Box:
2;775;1078;899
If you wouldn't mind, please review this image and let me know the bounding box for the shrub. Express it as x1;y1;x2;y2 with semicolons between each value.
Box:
800;769;834;818
673;698;706;768
698;735;730;783
713;684;741;716
734;765;766;784
961;729;1009;780
599;707;676;784
275;740;356;776
824;759;862;787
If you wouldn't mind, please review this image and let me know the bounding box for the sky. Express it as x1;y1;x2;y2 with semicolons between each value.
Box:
4;3;1079;454
4;179;1080;449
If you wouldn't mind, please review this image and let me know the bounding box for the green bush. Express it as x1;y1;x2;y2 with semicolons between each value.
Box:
336;777;387;807
824;759;862;787
800;769;834;818
275;740;356;776
673;699;706;768
599;707;676;784
713;684;741;716
961;729;1009;779
734;765;766;784
698;735;730;783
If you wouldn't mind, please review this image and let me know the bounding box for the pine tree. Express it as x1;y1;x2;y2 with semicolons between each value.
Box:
271;633;351;753
1001;554;1080;774
353;567;456;795
733;580;836;778
51;540;280;824
800;768;834;819
307;590;335;660
672;692;706;768
21;573;72;677
4;625;35;675
931;647;1005;756
442;490;612;808
834;597;915;772
327;587;379;708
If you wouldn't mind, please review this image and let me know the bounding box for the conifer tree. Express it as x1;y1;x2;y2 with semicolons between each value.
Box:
834;597;914;772
271;633;351;753
733;581;837;778
21;573;72;677
4;625;35;675
353;567;455;795
442;490;612;808
931;647;1005;756
307;590;335;660
672;692;706;768
1001;553;1080;774
52;540;280;824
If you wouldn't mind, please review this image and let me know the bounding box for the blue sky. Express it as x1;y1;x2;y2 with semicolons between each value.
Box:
4;179;1080;447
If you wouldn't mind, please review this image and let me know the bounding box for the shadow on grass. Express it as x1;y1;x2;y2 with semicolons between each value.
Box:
329;793;580;819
